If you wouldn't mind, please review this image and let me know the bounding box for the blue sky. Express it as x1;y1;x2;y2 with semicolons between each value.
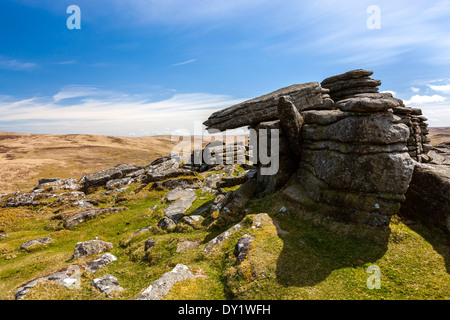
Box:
1;0;450;136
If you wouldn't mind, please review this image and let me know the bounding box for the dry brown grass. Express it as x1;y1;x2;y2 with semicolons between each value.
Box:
0;131;247;194
428;127;450;145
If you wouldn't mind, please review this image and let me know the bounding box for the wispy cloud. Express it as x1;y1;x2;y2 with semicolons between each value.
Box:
0;56;37;71
55;60;77;65
0;88;244;136
171;59;197;67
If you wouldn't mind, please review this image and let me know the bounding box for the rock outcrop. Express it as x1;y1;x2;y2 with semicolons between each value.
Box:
203;69;440;226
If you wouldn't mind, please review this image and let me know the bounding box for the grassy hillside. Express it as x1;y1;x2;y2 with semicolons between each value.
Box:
0;178;448;300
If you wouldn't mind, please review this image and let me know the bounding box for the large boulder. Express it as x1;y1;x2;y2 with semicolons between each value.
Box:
83;164;141;188
203;82;323;131
63;207;127;229
71;239;113;259
400;164;450;233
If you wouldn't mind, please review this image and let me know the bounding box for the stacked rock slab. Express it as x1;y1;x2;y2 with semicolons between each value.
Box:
320;69;381;102
204;82;324;132
297;101;415;225
392;104;432;163
202;69;432;226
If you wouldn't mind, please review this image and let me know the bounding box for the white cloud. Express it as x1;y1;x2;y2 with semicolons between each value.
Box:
428;84;450;94
0;57;37;71
52;86;101;102
410;87;421;93
404;94;447;105
171;59;197;67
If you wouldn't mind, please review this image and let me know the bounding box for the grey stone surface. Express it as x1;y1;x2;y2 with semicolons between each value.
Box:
137;264;195;300
204;82;322;131
63;207;127;229
91;274;124;298
86;253;117;274
71;239;113;259
20;237;53;250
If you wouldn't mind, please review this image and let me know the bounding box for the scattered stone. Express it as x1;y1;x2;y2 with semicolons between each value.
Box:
91;274;124;298
63;207;127;229
176;240;200;252
20;237;53;250
15;265;81;300
86;253;117;274
179;215;204;229
71;239;113;259
137;264;196;300
234;234;254;265
204;222;244;254
157;217;177;231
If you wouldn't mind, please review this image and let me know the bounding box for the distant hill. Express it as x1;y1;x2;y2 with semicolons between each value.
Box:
0;132;245;194
429;127;450;145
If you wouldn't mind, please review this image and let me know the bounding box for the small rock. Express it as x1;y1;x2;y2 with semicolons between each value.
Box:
137;264;195;300
157;217;176;231
91;274;124;298
20;237;53;250
86;253;117;274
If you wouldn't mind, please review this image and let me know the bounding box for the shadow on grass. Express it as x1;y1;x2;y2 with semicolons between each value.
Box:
399;218;450;274
274;212;391;288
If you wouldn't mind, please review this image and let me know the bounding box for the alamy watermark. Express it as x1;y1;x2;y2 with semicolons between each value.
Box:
367;5;381;30
67;5;81;30
169;122;280;176
366;265;381;289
